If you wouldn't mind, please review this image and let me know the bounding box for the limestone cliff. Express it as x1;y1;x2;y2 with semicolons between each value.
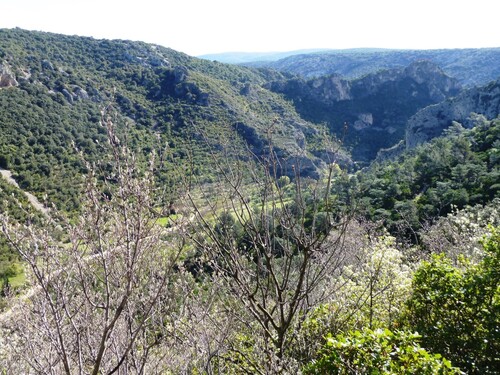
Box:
406;79;500;148
266;60;461;161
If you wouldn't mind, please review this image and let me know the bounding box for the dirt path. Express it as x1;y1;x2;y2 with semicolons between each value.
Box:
0;168;50;216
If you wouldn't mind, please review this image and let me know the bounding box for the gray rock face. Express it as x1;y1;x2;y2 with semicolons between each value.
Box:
376;140;405;161
0;63;18;88
403;60;461;102
269;60;460;108
173;66;188;84
154;66;210;106
350;60;461;100
406;79;500;148
72;85;89;100
280;154;322;179
58;85;92;103
267;60;462;161
353;113;374;130
309;74;352;102
61;88;74;103
350;68;400;97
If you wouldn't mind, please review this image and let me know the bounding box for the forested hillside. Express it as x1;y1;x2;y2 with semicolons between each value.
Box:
0;29;499;374
0;28;342;211
353;117;500;240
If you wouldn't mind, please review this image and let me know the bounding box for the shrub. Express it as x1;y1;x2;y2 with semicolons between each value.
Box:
402;227;500;374
304;328;462;374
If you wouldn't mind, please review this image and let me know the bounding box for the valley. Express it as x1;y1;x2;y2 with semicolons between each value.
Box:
0;28;499;374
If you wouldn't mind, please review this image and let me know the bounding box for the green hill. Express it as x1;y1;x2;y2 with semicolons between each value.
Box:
1;29;500;375
0;28;345;212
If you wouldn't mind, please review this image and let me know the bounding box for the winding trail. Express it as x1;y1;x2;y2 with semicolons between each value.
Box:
0;167;50;216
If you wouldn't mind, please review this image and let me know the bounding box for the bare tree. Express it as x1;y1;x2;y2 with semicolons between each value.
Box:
0;110;188;374
186;134;353;373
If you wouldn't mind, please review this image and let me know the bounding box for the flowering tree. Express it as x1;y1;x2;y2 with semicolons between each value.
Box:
0;111;189;374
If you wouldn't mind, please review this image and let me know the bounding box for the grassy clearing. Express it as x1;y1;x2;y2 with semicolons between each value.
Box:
156;214;181;227
9;271;26;288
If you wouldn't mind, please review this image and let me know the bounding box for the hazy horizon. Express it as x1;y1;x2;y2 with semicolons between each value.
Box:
2;0;500;56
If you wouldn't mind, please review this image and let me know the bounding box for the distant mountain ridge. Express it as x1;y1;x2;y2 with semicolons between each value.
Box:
245;48;500;87
198;48;389;64
198;49;331;63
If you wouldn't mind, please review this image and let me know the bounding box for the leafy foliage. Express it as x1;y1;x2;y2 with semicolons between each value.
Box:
420;199;500;263
303;328;462;374
337;235;413;330
402;227;500;374
0;176;44;290
292;227;413;364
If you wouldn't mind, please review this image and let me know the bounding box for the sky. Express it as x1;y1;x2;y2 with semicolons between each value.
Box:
2;0;500;56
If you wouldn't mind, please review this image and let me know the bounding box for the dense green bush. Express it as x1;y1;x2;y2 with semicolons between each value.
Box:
303;328;462;374
402;227;500;374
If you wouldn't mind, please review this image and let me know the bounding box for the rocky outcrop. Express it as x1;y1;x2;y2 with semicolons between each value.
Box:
406;79;500;148
122;45;171;68
376;140;406;161
72;85;89;100
350;60;461;100
59;85;90;103
173;66;188;84
0;62;18;88
41;59;55;71
232;121;327;178
350;69;400;97
309;74;352;102
265;73;352;106
267;60;462;161
61;88;74;103
403;60;461;102
269;61;460;109
354;113;374;130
